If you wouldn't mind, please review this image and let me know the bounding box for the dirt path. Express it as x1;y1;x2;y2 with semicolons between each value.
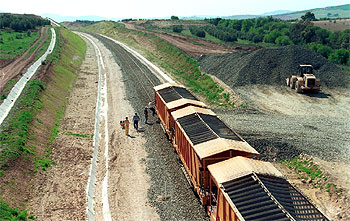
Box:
0;27;49;91
123;22;236;57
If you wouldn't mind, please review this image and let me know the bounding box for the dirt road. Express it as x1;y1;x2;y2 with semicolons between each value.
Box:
0;27;49;92
123;22;236;57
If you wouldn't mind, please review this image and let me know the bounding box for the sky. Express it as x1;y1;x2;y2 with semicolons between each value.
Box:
2;0;349;19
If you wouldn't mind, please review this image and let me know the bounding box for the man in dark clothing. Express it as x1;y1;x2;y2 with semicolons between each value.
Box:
133;113;140;130
148;101;156;116
144;107;148;124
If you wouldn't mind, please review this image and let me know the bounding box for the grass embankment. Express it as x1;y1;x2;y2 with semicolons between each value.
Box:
85;21;234;107
282;156;342;196
0;27;86;219
0;30;40;59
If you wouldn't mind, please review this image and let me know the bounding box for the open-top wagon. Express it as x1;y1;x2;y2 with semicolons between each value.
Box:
208;156;329;221
154;83;207;139
171;106;259;205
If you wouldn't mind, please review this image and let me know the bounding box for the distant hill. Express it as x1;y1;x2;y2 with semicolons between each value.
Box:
274;4;350;20
40;14;115;22
182;5;349;20
262;10;293;16
41;4;349;23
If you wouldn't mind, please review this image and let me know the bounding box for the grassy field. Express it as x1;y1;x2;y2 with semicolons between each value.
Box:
313;19;350;32
0;30;40;59
277;4;350;20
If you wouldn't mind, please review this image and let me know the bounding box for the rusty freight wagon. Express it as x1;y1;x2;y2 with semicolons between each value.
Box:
208;156;329;221
171;106;259;205
154;83;207;139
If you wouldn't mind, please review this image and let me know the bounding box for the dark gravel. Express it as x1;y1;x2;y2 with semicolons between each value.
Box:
213;107;350;162
198;45;349;88
97;34;209;221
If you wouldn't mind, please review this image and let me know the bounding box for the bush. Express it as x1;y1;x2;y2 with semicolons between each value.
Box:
275;35;292;46
329;48;350;64
252;34;264;43
317;45;332;58
172;25;183;33
264;29;282;43
203;26;237;42
15;34;22;39
189;26;206;38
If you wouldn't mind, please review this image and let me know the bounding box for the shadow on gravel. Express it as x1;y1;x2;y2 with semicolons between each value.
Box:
304;91;331;99
244;136;302;162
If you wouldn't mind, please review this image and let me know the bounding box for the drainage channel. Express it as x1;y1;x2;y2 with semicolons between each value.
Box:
78;33;111;221
0;28;56;126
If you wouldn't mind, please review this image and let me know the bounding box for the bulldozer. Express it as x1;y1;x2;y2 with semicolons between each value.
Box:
286;65;320;93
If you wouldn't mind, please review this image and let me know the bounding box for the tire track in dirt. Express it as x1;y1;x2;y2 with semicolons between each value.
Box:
0;27;49;91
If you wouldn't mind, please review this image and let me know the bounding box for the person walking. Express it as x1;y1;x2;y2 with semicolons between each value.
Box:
144;107;148;124
124;117;130;136
148;101;156;116
133;113;140;130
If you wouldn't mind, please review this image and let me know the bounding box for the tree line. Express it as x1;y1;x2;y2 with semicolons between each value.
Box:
0;13;50;32
201;15;349;65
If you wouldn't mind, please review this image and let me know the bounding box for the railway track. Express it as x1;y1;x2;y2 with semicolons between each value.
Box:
92;34;163;101
92;33;209;220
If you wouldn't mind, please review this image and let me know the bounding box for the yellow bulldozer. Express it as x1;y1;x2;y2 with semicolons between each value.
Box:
286;65;320;93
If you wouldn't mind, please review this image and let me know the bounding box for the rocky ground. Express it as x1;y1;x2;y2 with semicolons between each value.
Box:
197;44;350;220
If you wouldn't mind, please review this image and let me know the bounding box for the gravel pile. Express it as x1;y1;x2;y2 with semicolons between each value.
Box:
198;45;349;88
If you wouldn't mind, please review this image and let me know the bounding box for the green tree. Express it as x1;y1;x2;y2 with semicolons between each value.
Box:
301;12;316;21
275;35;292;46
317;45;332;58
301;24;317;43
264;29;282;43
338;30;350;49
171;16;179;20
329;48;350;64
241;19;254;32
315;28;331;44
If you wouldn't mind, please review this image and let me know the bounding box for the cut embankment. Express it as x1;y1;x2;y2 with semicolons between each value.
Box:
198;45;349;88
0;27;86;219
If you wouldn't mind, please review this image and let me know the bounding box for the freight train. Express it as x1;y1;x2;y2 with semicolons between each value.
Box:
154;83;329;221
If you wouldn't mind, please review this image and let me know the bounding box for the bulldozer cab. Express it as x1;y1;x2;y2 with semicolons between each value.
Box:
298;65;313;77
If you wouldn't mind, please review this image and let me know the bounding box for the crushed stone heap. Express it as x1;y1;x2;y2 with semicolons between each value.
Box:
198;45;349;88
